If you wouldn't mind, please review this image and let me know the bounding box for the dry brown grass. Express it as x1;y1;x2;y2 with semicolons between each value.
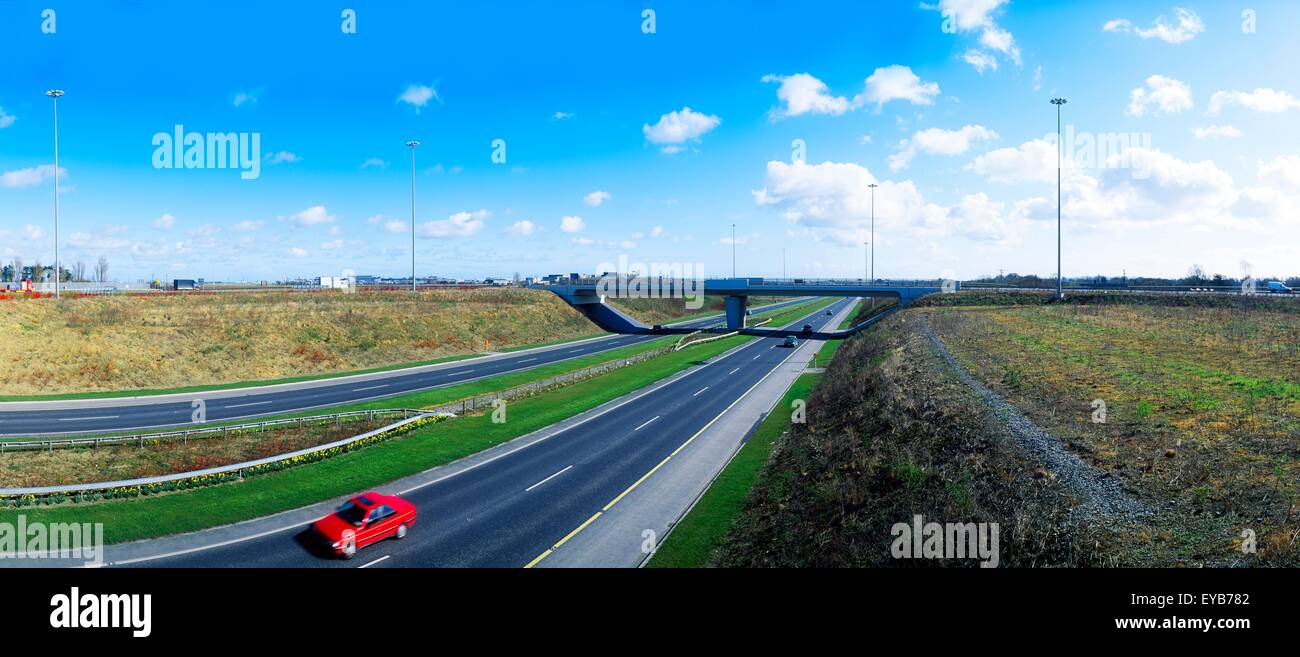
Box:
927;303;1300;565
0;288;597;394
0;416;392;487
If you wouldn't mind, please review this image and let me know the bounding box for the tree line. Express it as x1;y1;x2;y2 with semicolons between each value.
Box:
1;256;111;283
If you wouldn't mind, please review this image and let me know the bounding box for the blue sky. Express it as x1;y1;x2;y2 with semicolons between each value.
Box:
2;0;1299;281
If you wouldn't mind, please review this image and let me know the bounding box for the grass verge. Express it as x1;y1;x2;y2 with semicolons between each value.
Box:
646;373;819;568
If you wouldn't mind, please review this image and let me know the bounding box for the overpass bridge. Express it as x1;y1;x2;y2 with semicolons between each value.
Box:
532;277;953;339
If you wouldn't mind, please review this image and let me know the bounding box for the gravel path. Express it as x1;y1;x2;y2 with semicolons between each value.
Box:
920;316;1148;520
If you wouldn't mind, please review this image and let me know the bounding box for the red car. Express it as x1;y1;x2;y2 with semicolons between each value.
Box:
311;492;416;559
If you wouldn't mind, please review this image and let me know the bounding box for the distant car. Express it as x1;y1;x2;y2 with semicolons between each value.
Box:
311;492;416;559
1266;281;1294;294
825;310;833;315
783;336;798;348
801;324;813;335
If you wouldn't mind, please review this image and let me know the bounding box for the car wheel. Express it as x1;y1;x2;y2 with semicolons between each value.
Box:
341;539;357;559
395;524;408;540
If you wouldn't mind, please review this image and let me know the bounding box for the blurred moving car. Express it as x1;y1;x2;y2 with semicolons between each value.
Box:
801;324;813;335
783;336;798;347
1266;281;1294;294
311;492;416;559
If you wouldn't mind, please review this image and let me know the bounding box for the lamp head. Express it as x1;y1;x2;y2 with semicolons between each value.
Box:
405;140;420;147
45;89;65;98
1050;98;1067;105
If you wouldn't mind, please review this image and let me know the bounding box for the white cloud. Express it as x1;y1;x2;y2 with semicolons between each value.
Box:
289;247;308;257
889;124;997;171
1257;155;1300;190
650;225;665;238
552;111;574;121
384;220;407;233
853;65;940;111
235;220;264;231
1193;125;1242;139
560;215;586;233
418;209;488;238
642;107;721;151
930;0;1010;31
962;50;998;74
967;139;1057;183
1;164;64;188
507;220;538;236
291;206;335;225
1103;8;1204;44
397;84;440;112
761;73;850;117
1033;65;1042;91
1126;75;1193;117
153;213;176;230
1208;88;1300;115
23;225;44;240
927;1;1019;65
754;158;956;243
571;237;595;246
583;190;611;207
978;26;1020;64
0;107;14;128
264;151;301;165
232;90;258;107
320;239;344;250
361;157;388;169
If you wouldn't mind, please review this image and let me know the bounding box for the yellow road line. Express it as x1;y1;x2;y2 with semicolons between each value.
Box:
602;456;671;512
520;308;823;568
524;511;602;568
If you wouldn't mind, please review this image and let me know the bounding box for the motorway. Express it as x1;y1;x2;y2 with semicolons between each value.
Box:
0;298;809;437
110;298;853;568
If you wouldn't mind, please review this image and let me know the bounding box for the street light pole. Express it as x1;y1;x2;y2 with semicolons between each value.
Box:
1051;98;1067;299
406;140;420;293
46;89;65;299
867;182;878;282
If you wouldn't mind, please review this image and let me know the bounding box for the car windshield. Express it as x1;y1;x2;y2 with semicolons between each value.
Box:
335;501;368;526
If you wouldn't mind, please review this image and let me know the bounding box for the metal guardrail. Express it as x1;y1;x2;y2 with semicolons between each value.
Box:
0;413;445;497
0;408;428;452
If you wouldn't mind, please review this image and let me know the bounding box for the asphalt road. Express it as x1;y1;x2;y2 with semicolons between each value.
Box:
126;298;852;568
0;298;809;436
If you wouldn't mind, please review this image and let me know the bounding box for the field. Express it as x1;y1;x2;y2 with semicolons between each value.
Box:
927;302;1300;564
718;296;1300;567
0;288;601;396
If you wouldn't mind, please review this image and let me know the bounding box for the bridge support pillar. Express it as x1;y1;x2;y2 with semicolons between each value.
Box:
725;295;747;330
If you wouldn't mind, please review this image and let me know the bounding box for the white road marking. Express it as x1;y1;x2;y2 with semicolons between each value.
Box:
518;358;537;363
728;368;740;375
225;400;272;409
352;384;389;392
692;386;709;397
358;555;390;568
634;415;660;431
525;465;573;492
752;354;761;360
58;415;118;421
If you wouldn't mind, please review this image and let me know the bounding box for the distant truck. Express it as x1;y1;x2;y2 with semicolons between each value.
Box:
1265;281;1293;294
173;279;201;291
